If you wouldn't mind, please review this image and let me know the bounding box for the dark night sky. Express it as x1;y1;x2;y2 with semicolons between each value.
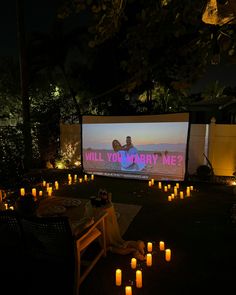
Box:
1;1;236;93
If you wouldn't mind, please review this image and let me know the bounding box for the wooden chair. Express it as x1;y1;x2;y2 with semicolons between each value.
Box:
20;212;107;295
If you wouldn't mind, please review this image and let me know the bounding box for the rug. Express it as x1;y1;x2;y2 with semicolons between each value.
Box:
113;203;142;236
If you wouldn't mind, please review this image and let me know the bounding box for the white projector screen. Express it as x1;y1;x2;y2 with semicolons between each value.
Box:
82;113;189;181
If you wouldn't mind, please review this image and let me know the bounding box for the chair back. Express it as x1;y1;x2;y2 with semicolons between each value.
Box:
20;216;77;295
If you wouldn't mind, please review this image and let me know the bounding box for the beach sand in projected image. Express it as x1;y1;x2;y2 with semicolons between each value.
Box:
83;149;185;178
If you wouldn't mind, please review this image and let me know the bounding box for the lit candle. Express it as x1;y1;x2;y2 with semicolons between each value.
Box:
55;181;59;190
165;249;171;261
46;183;50;188
164;185;168;192
171;193;175;199
74;174;77;182
39;190;43;197
148;180;152;187
146;253;152;266
168;195;172;202
84;174;87;181
4;204;8;210
68;179;72;185
48;187;52;197
167;184;171;189
131;258;137;269
68;174;71;180
20;188;25;197
136;270;142;288
176;183;179;189
151;178;154;185
186;187;190;197
125;286;132;295
32;188;36;197
91;174;94;180
190;185;194;191
147;242;153;252
180;191;184;199
158;181;162;189
159;241;165;251
42;180;46;187
79;178;83;183
115;269;122;286
174;186;178;196
9;206;14;210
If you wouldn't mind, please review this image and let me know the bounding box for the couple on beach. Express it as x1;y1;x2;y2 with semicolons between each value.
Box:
112;136;146;171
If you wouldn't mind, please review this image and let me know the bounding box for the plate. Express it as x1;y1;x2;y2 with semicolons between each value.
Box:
60;199;81;207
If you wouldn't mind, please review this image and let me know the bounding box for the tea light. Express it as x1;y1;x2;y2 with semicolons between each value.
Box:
158;181;162;189
146;253;152;266
176;182;179;189
148;180;152;187
42;180;46;187
159;241;165;251
168;195;172;202
91;174;94;180
125;286;132;295
136;270;142;288
147;242;153;252
84;174;87;181
131;258;137;269
20;188;25;197
180;191;184;199
39;190;43;197
164;185;168;192
115;269;122;286
151;178;154;185
165;249;171;261
32;188;37;198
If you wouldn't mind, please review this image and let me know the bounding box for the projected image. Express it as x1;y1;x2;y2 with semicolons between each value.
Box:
82;117;189;180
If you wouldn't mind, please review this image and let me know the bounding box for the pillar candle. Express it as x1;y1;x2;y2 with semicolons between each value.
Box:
79;178;83;183
9;206;14;210
91;174;94;180
180;191;184;199
46;182;50;188
151;178;154;185
42;180;46;187
146;253;152;266
4;204;8;210
165;249;171;261
186;187;190;197
55;181;59;190
168;195;172;202
147;242;153;252
68;179;72;185
174;187;178;196
125;286;132;295
164;185;168;192
32;188;37;198
167;184;171;189
148;180;152;187
176;182;179;189
48;187;52;197
159;241;165;251
136;270;142;288
158;182;162;189
190;185;194;191
39;190;43;197
74;174;77;181
84;174;87;181
115;269;122;286
68;174;71;180
20;188;25;197
131;258;137;269
171;193;175;199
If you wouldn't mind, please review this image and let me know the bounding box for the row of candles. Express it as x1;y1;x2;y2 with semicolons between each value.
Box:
115;241;171;294
67;173;94;184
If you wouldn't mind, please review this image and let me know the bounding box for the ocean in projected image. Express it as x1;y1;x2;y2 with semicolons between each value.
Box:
82;115;189;181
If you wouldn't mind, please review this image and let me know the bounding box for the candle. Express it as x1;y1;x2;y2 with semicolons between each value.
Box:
168;195;172;202
55;181;59;190
125;286;132;295
42;180;46;187
147;242;153;252
151;178;154;185
176;182;179;189
48;187;52;197
190;185;194;191
115;269;122;286
131;258;137;269
9;206;14;210
164;185;168;192
186;187;190;197
146;253;152;266
136;270;142;288
84;174;87;181
159;241;165;251
39;190;43;197
20;188;25;197
91;174;94;180
148;180;152;187
167;184;171;189
46;182;50;188
174;187;178;196
79;178;83;183
74;174;77;181
158;181;162;189
171;193;175;199
180;191;184;199
68;179;72;185
165;249;171;261
4;204;8;210
68;174;71;180
32;188;36;197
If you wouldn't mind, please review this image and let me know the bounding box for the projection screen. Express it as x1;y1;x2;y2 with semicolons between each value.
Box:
82;113;189;181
